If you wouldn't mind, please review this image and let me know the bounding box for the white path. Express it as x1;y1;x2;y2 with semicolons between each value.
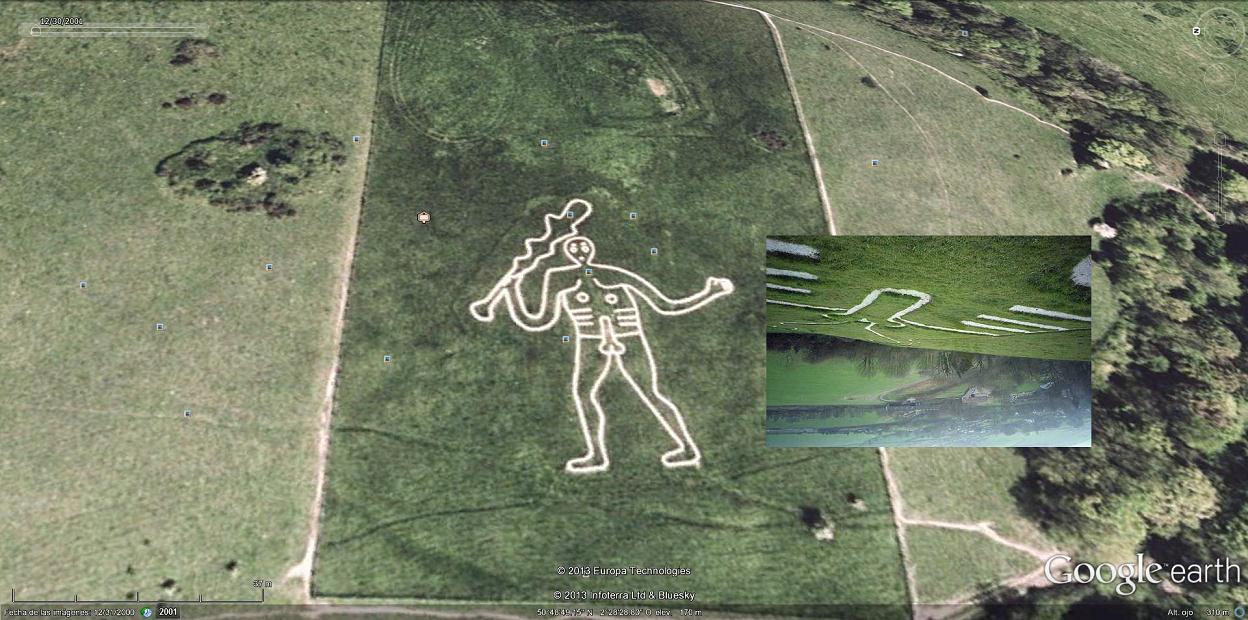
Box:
766;283;812;294
976;314;1068;331
1009;306;1092;322
759;11;838;234
766;267;819;280
766;299;835;310
283;128;375;601
961;320;1032;334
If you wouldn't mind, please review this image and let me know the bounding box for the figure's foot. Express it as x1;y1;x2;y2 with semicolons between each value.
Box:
661;445;701;469
565;454;609;474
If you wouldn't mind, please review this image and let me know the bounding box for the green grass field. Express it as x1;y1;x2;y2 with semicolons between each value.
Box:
988;1;1247;139
746;0;1151;235
907;526;1039;604
892;448;1060;604
766;236;1093;360
765;350;926;406
0;0;384;602
887;449;1057;551
312;1;905;612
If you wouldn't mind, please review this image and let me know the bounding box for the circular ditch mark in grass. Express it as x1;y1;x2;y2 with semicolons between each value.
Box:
1193;7;1246;58
1198;62;1244;101
551;30;701;125
385;2;517;144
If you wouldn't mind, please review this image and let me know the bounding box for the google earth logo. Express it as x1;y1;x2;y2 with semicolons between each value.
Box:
139;608;153;618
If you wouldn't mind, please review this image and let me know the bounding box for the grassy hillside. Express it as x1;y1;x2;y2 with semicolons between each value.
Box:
747;0;1151;234
312;1;906;612
0;0;385;602
766;236;1093;360
988;1;1247;139
907;526;1039;604
888;449;1057;550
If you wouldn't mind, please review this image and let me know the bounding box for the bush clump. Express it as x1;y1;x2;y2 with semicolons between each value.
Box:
170;39;219;66
156;122;347;218
1088;138;1152;170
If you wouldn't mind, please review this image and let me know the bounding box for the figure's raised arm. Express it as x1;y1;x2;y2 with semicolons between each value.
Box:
494;266;579;331
497;284;569;332
597;266;733;316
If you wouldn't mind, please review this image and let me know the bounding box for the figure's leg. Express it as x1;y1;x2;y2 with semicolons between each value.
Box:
566;341;614;474
620;336;701;468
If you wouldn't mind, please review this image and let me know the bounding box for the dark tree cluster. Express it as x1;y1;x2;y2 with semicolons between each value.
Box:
1015;191;1246;568
156;122;347;218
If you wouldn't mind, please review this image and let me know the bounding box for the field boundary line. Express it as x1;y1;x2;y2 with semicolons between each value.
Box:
702;0;836;233
282;3;391;603
758;11;837;234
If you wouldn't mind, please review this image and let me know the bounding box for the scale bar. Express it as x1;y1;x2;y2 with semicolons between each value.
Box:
23;23;209;38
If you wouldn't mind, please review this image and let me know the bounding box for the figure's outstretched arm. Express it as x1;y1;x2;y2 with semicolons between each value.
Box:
597;266;733;316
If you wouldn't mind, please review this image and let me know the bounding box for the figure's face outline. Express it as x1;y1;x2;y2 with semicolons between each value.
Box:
563;236;595;265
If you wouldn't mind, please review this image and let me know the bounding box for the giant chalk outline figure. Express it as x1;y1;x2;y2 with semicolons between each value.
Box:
470;199;734;474
767;288;1091;343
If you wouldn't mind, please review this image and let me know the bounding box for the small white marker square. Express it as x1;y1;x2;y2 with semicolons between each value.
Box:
871;159;880;167
156;323;165;331
183;409;192;417
79;281;87;288
265;263;273;271
650;247;658;255
383;355;392;363
562;335;571;342
352;135;361;143
629;212;638;220
585;268;593;275
540;139;549;147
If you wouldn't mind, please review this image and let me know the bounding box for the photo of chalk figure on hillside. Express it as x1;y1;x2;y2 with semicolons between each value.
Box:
765;236;1092;447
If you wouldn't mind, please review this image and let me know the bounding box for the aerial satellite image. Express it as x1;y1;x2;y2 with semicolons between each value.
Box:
1;1;1246;619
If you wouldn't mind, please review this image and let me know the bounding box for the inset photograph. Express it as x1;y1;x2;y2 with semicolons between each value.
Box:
766;236;1092;447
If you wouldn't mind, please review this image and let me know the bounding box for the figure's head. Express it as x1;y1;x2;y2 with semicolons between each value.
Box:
562;236;595;265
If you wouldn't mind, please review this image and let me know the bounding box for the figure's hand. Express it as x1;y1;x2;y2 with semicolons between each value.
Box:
469;292;503;321
707;277;734;295
469;299;493;321
469;277;516;321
